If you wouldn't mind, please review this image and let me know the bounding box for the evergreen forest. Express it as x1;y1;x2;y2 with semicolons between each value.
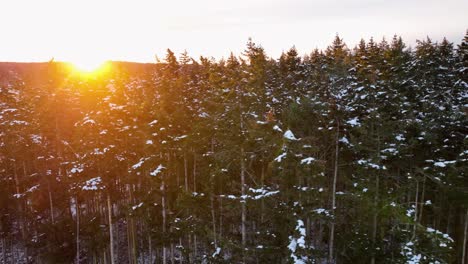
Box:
0;33;467;263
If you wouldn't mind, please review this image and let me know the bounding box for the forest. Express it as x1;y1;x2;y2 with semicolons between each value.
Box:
0;32;467;264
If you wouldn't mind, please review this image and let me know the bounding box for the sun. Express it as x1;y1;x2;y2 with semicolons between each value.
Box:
74;60;104;73
69;59;111;77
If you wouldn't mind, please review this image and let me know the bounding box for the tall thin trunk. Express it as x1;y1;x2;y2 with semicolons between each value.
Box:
170;242;175;264
211;194;217;248
194;235;198;261
418;177;426;222
193;150;197;193
412;180;419;240
131;217;137;264
241;147;246;251
219;196;223;240
261;160;265;223
462;208;468;264
370;171;379;264
48;181;55;224
2;236;6;264
328;121;339;264
107;193;115;264
127;216;132;263
371;127;381;264
179;238;183;264
162;172;167;264
184;154;188;192
76;198;80;264
148;234;153;264
128;185;137;264
188;234;192;262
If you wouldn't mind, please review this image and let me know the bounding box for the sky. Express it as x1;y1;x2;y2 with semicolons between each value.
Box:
0;0;467;64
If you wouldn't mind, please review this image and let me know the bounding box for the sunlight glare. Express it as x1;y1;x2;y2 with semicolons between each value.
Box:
72;59;107;73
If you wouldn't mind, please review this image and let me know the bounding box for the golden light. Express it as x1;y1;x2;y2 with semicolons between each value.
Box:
69;59;111;77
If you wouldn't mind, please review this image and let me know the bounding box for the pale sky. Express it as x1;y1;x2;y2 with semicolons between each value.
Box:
0;0;467;64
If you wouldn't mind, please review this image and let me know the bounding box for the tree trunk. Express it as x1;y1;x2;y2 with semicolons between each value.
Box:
370;170;379;264
462;208;468;264
76;198;80;264
193;235;198;261
162;173;167;264
412;180;419;240
107;193;115;264
211;194;218;248
47;179;55;225
418;177;426;223
179;238;183;264
2;237;6;264
328;121;339;264
193;150;197;193
184;154;189;192
261;160;265;223
241;147;247;253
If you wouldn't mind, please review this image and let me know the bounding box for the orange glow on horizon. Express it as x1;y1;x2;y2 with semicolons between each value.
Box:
69;60;111;78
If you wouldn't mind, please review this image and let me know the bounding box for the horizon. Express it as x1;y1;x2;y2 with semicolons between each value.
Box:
0;32;466;65
1;0;467;64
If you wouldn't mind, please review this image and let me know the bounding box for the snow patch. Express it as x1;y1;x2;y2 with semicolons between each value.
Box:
300;157;315;165
150;165;165;176
284;130;299;141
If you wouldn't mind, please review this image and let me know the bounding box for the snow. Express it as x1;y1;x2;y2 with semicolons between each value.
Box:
70;164;84;174
433;160;456;167
288;238;297;252
288;219;307;264
212;247;221;257
395;134;405;141
150;165;165;176
275;152;287;162
220;188;279;201
132;158;146;170
30;134;42;144
346;117;360;127
381;148;398;154
1;108;17;114
82;177;104;191
283;130;298;140
300;157;315;165
313;208;331;216
13;193;24;199
132;202;143;210
82;117;96;125
248;187;279;200
173;135;187;141
339;136;349;144
27;184;39;193
357;159;386;170
199;112;209;118
402;241;422;264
